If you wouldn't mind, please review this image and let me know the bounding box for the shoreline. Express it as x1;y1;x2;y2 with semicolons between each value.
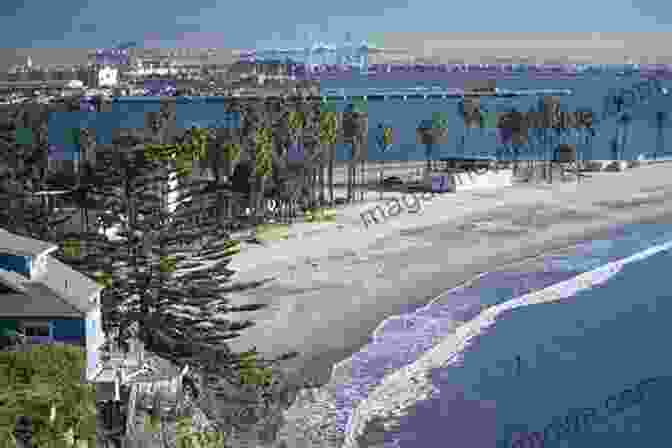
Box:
250;200;670;396
223;163;672;446
322;205;672;386
275;202;672;448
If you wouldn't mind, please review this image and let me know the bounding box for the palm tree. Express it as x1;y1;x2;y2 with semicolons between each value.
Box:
417;119;435;172
342;101;368;202
287;102;322;211
359;111;369;202
538;96;560;182
497;108;529;178
458;98;484;157
525;101;548;177
374;122;393;200
248;102;275;225
609;136;619;162
267;99;304;222
287;108;306;164
239;100;263;216
211;127;241;225
417;112;448;172
222;99;247;219
575;108;595;171
319;106;339;205
253;127;273;224
304;101;326;207
550;108;577;184
616;111;633;162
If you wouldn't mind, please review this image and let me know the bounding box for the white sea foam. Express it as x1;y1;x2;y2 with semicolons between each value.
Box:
342;236;672;446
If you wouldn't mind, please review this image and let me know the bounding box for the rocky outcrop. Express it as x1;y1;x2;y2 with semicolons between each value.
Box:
185;365;344;448
274;383;343;448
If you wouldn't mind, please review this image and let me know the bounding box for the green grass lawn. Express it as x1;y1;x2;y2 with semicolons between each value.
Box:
304;207;337;223
254;223;291;242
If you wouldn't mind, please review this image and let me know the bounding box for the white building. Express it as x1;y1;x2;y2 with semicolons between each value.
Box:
98;66;118;87
66;79;84;89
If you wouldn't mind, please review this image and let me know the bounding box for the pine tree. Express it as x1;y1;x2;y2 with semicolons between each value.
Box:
78;116;298;432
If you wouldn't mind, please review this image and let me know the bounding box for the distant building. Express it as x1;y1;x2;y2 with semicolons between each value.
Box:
97;66;118;87
0;79;85;94
66;80;84;89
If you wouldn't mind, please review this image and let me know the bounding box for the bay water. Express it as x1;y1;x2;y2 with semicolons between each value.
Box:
320;72;672;162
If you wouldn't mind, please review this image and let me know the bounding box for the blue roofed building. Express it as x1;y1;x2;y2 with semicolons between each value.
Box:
0;228;106;381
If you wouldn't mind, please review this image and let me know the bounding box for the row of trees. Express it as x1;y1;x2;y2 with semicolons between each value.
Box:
157;97;370;223
413;95;661;182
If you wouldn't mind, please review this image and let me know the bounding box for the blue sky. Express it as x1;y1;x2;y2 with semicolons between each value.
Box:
1;0;671;51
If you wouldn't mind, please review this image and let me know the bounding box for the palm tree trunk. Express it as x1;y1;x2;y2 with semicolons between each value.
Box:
349;162;355;203
314;167;319;206
621;122;630;161
220;158;230;223
345;163;350;202
347;140;354;203
328;154;335;205
548;141;554;184
546;131;553;183
310;167;316;208
248;170;257;222
257;175;266;224
319;163;326;204
378;160;384;200
614;122;622;162
348;160;357;202
360;159;365;201
656;119;663;160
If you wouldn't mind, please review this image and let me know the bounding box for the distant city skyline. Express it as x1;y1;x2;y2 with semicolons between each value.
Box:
5;27;672;72
2;0;671;53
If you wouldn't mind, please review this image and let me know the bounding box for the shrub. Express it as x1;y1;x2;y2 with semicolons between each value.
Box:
304;207;336;223
0;343;96;448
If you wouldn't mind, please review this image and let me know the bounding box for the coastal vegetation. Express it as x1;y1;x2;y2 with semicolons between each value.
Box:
0;343;96;448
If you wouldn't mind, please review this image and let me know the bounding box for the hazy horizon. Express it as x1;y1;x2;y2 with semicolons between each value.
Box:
2;32;672;72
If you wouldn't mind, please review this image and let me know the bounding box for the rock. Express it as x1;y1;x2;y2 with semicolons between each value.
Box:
188;366;315;448
274;383;343;448
582;160;608;172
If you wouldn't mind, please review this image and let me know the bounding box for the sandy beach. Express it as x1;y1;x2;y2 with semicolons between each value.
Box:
223;162;672;397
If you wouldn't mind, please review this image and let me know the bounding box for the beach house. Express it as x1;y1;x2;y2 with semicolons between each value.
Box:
0;228;106;381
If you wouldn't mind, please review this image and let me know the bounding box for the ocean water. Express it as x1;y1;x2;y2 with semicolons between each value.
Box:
332;222;672;444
